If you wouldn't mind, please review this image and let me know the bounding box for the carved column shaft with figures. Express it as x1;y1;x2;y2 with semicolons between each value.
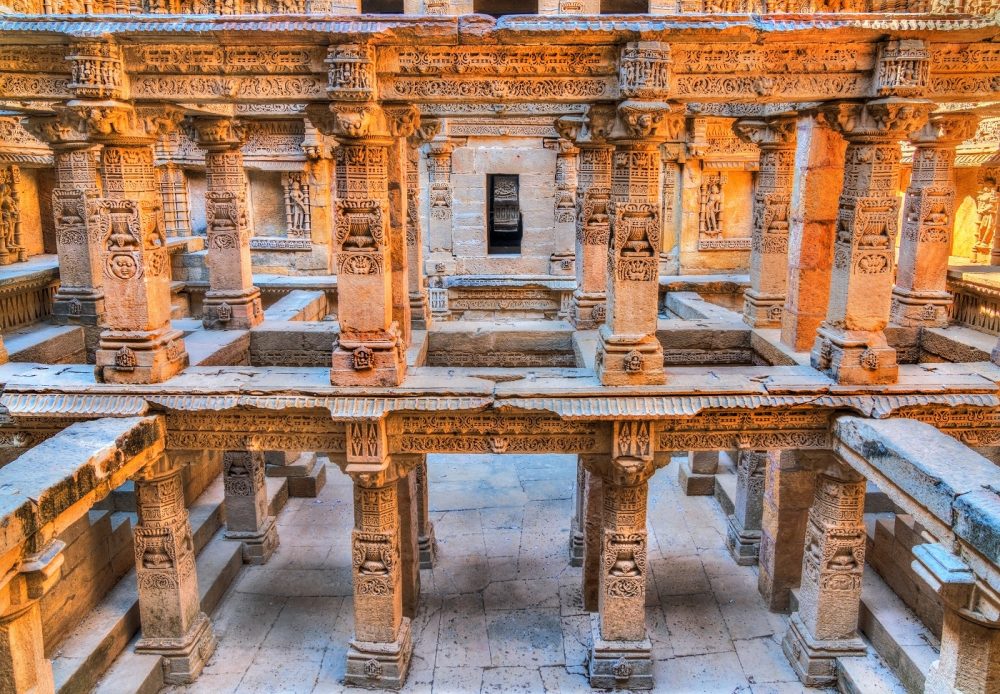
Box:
223;449;278;565
191;117;262;331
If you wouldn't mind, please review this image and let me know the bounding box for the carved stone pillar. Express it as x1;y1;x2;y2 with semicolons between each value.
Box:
413;454;436;569
810;99;932;385
580;459;604;612
406;120;439;332
0;541;63;694
782;467;867;686
307;86;411;385
22;116;106;327
81;103;190;384
659;144;682;275
914;544;1000;694
346;466;412;688
223;449;278;565
190;118;262;331
564;107;614;329
385;108;419;349
891;113;980;327
425;139;454;255
758;450;819;612
781;113;847;352
396;468;420;620
568;456;586;566
133;454;216;684
586;430;656;690
726;450;767;565
596;98;683;386
734;117;796;328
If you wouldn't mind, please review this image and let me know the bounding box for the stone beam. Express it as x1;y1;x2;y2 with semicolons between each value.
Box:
831;416;998;548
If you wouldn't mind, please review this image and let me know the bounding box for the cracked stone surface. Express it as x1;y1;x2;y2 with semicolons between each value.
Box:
168;453;834;693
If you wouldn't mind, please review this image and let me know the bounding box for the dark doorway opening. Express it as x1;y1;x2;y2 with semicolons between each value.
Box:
361;0;404;12
601;0;648;11
473;0;538;17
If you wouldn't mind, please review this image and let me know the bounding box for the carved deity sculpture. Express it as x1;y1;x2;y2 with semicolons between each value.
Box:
974;178;998;253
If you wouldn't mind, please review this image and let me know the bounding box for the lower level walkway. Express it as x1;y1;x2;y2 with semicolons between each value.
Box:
168;454;832;693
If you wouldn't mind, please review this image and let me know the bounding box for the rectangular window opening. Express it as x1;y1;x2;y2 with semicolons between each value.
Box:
488;174;522;255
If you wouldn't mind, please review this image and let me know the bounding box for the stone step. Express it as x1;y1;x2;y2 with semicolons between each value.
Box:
838;645;908;694
714;471;737;517
858;568;938;693
51;471;283;694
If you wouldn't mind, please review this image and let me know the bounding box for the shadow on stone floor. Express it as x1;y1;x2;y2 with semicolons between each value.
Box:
168;454;831;694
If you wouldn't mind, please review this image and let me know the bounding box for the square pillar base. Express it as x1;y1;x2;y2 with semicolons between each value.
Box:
587;614;654;690
96;329;188;385
889;288;951;328
203;289;263;331
418;527;436;570
331;338;405;387
52;291;104;326
136;611;217;685
811;328;898;386
595;330;665;386
781;612;866;687
725;515;761;566
743;290;785;329
570;291;606;330
227;517;279;565
345;617;413;690
677;459;716;496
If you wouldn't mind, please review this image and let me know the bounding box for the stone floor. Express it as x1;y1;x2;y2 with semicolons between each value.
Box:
169;454;832;693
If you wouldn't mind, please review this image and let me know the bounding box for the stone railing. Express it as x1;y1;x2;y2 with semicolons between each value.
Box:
0;262;58;332
948;274;1000;336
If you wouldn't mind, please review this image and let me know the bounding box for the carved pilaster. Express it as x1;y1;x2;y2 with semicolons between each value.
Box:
190;117;263;330
133;455;216;684
74;102;190;384
568;106;614;329
726;450;767;565
810;98;932;385
733;116;796;328
385;104;420;349
568;455;586;566
0;541;63;694
891;113;979;328
406;118;440;332
158;162;191;238
782;470;867;687
0;166;26;266
973;167;999;264
425;138;454;255
413;454;436;569
308;102;408;386
223;449;278;565
551;123;580;275
596;101;684;386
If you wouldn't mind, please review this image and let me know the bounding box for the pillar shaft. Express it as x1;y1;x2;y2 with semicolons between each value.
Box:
95;136;188;383
569;108;614;329
568;455;586;566
927;606;1000;694
726;450;767;565
406;121;439;332
397;472;420;620
413;455;436;569
782;469;867;686
191;118;262;330
134;456;215;684
759;450;818;612
0;541;62;694
734;117;796;328
581;465;604;613
810;99;932;384
346;472;413;688
387;134;412;348
891;114;979;327
781;114;847;351
223;449;278;565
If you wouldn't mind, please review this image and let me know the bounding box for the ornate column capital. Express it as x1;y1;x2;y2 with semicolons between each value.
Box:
821;98;934;142
612;100;685;143
187;116;246;151
908;112;980;147
407;116;440;148
554;114;586;144
306;102;406;143
732;115;797;150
